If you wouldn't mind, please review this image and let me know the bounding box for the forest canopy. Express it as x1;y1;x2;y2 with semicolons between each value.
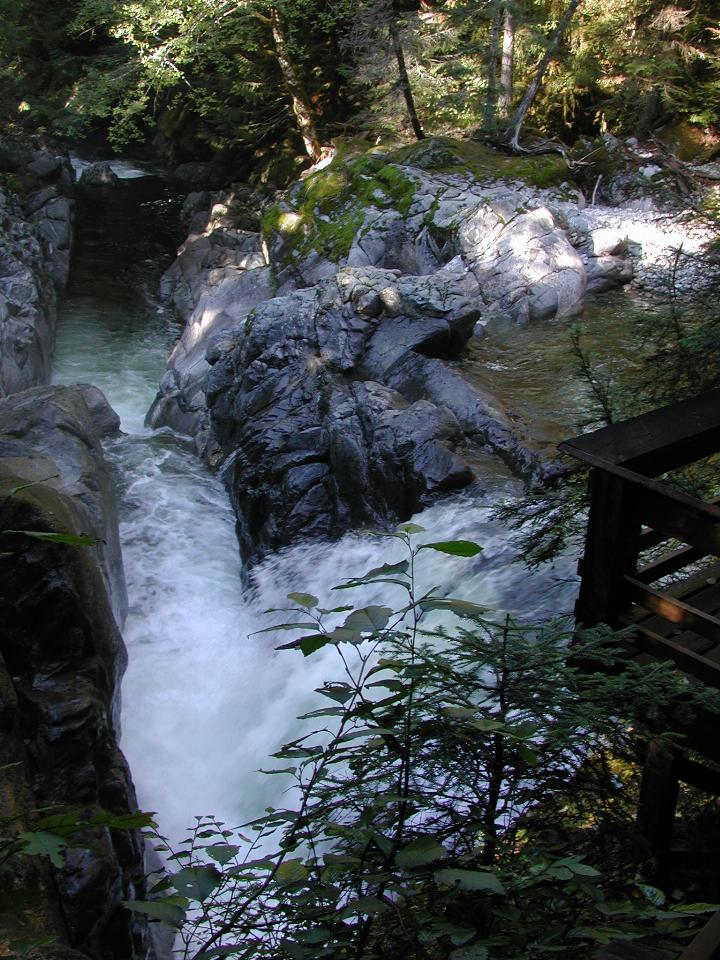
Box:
0;0;717;163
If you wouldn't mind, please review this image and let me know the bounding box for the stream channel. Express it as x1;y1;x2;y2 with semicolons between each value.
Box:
52;168;638;846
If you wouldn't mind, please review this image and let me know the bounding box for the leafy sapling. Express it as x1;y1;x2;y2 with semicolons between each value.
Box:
125;527;719;959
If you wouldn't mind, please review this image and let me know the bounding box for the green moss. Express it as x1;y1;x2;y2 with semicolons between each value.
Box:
262;152;419;269
261;203;284;237
387;137;568;189
261;137;570;274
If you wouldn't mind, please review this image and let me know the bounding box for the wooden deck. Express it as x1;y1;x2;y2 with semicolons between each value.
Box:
560;390;720;960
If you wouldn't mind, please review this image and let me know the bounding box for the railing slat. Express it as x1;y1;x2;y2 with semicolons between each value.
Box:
558;387;720;476
635;545;707;583
623;621;720;688
625;576;720;646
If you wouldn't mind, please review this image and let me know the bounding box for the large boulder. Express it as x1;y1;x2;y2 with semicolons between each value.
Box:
147;203;270;454
0;385;147;960
456;202;586;322
205;266;535;564
79;160;120;187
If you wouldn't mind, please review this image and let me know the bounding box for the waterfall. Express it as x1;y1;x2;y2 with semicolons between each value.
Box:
53;171;577;845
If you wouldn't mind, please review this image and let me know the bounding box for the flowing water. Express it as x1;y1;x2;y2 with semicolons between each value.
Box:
52;172;638;845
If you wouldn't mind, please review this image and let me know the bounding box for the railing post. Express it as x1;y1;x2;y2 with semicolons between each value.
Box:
575;468;643;628
635;740;679;882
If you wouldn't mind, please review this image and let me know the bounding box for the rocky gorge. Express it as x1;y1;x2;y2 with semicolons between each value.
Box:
0;146;149;957
0;130;719;959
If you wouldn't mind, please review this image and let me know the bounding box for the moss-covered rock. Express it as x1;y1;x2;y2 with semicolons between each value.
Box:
385;137;568;189
263;151;418;277
262;139;574;284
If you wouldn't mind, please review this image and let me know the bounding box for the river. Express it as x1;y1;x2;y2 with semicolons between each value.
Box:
52;169;634;845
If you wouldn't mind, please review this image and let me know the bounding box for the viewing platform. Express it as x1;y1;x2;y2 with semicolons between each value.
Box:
561;390;720;960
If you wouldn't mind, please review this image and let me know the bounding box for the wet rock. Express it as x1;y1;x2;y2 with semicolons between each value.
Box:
152;139;656;564
457;203;586;322
0;384;127;634
205;266;533;564
30;192;74;287
0;188;59;396
691;161;720;180
0;385;147;960
148;205;270;453
27;150;65;182
0;151;74;396
0;135;32;172
263;150;615;322
76;383;122;438
79;161;120;186
586;254;634;293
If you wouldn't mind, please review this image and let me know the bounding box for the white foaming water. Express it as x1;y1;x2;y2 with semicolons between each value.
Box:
70;155;155;181
52;183;579;846
55;304;577;844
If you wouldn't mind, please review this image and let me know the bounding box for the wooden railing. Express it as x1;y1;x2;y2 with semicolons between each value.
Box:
560;390;720;921
559;388;720;689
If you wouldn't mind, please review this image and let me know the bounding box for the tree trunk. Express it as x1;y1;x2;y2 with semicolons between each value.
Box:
498;4;515;119
270;6;323;161
484;0;501;130
388;2;424;141
507;0;582;150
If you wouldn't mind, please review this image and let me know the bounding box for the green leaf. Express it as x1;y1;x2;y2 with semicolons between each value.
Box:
275;859;309;886
172;865;222;901
418;540;483;557
205;843;240;866
343;606;392;632
341;727;397;741
317;683;355;704
277;633;330;656
372;832;394;856
85;809;158;831
342;895;389;916
554;857;601;878
668;902;719;914
435;869;506;895
8;936;57;952
396;522;426;534
418;598;490;617
18;830;67;868
287;592;319;609
441;706;479;719
195;947;249;959
469;718;506;732
254;622;320;634
7;475;59;496
517;743;538;766
334;561;410;591
396;836;446;869
358;560;410;581
334;577;410;591
124;899;186;927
